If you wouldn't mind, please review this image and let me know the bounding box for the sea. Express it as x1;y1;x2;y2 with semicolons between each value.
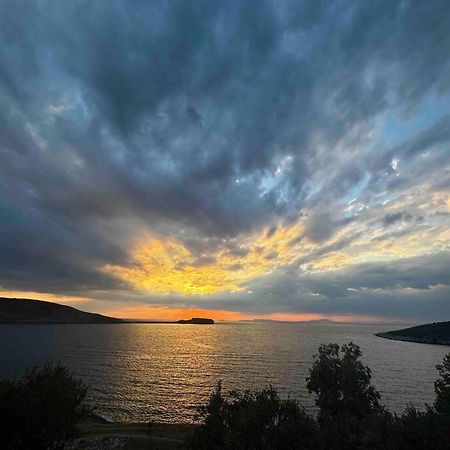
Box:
0;322;448;423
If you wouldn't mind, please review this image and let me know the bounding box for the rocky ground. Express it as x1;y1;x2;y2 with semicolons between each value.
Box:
65;421;195;449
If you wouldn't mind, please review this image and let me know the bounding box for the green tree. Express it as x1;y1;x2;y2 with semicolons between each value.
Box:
0;362;89;450
306;342;381;450
435;353;450;419
190;381;228;449
356;352;450;450
188;383;318;450
190;346;450;450
393;405;443;450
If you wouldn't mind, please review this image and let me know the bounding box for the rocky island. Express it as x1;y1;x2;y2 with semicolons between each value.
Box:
176;317;214;324
376;321;450;346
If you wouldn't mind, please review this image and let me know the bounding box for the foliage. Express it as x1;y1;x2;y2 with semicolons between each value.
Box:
1;344;450;450
0;362;89;450
191;344;450;450
188;382;318;449
383;353;450;449
306;342;382;449
435;353;450;418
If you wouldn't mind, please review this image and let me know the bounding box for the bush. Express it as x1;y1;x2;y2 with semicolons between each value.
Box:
191;345;450;450
188;382;318;449
435;353;450;419
386;353;450;450
0;362;89;450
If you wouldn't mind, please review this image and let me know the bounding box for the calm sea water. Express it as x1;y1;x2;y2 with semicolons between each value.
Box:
0;322;448;423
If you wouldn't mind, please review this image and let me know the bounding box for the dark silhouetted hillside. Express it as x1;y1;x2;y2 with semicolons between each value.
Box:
376;321;450;345
0;297;123;324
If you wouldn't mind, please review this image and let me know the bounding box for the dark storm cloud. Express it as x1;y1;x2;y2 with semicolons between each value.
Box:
0;0;449;310
304;252;450;294
304;212;336;243
382;212;413;227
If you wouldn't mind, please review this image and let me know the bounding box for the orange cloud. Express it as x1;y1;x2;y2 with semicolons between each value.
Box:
102;220;313;295
101;191;450;298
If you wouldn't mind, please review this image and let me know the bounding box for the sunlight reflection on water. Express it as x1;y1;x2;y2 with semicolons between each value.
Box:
0;322;448;423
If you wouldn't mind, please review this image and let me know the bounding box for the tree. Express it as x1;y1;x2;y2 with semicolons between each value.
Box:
190;346;450;450
188;383;318;450
435;353;450;419
363;352;450;450
189;381;228;450
433;352;450;445
0;362;89;450
306;342;381;450
392;405;443;450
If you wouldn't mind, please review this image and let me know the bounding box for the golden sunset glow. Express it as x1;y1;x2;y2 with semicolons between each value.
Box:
101;304;387;323
101;200;450;299
102;220;312;295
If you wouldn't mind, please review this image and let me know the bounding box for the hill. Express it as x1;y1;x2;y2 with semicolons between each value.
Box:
0;297;123;324
376;321;450;345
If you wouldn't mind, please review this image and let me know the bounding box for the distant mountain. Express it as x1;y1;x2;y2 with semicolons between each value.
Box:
125;317;215;324
376;321;450;346
241;319;336;324
0;297;123;324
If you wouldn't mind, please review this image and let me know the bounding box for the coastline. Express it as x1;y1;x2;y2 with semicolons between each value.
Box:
375;332;450;346
68;419;196;450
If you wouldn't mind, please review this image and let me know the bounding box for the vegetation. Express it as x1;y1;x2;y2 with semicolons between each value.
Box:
376;321;450;345
0;362;89;449
306;342;382;450
189;343;450;450
1;344;449;449
187;382;318;450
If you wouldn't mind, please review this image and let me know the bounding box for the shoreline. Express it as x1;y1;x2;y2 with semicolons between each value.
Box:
68;419;196;450
375;332;450;346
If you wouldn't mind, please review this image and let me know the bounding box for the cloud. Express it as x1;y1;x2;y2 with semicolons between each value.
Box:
0;0;449;320
84;251;450;322
382;211;413;227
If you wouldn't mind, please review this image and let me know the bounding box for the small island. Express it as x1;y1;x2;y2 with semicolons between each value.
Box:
127;317;215;325
177;317;214;325
376;321;450;346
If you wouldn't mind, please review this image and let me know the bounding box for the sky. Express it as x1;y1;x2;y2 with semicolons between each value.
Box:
0;0;449;323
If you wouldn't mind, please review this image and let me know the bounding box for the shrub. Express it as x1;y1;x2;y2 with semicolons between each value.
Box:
0;362;89;450
389;353;450;449
188;383;318;450
191;345;450;449
435;353;450;419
